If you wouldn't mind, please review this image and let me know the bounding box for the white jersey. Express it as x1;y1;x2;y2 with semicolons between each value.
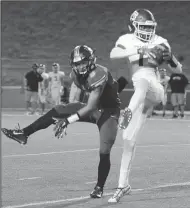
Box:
115;33;170;81
38;72;49;90
48;71;65;89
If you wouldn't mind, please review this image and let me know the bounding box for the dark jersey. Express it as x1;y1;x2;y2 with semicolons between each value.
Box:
70;64;121;109
25;70;43;92
169;73;189;93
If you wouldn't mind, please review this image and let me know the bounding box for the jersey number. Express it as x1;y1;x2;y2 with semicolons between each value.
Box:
139;54;144;66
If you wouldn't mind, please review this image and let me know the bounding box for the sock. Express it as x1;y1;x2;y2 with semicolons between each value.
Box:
23;108;59;136
128;79;148;114
179;104;185;116
118;143;135;187
26;101;31;111
41;103;45;112
97;153;110;189
173;106;178;116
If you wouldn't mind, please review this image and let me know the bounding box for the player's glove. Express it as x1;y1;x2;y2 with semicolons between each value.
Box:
53;117;68;139
155;43;172;61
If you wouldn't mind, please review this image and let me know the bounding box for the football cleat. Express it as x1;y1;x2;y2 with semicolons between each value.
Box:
90;185;103;198
118;108;132;129
108;185;131;203
1;125;28;145
172;114;178;118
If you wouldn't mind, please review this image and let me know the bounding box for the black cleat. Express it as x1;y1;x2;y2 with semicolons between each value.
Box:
90;185;103;198
1;126;28;145
172;114;178;118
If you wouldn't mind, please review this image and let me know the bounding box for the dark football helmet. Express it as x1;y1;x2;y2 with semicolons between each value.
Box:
128;9;157;42
70;45;96;77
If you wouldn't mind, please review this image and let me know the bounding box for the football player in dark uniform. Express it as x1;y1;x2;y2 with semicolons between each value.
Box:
2;45;127;199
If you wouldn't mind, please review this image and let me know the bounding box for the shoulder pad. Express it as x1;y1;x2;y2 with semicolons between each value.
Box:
88;65;108;90
115;34;133;49
153;35;170;49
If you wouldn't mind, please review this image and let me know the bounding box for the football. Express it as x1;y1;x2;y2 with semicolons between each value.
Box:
149;44;165;65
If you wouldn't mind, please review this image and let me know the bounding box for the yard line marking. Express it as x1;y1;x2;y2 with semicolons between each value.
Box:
18;177;41;181
2;181;190;208
85;181;96;184
149;118;190;122
2;148;100;158
3;143;190;158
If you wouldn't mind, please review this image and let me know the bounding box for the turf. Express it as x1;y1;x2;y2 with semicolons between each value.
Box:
2;112;190;208
2;1;190;85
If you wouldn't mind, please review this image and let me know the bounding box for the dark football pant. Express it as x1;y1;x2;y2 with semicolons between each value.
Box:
54;102;119;154
24;102;119;153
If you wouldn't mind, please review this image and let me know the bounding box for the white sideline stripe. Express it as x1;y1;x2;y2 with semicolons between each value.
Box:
2;113;190;121
2;148;99;158
2;181;190;208
3;143;190;158
2;86;190;92
18;177;41;181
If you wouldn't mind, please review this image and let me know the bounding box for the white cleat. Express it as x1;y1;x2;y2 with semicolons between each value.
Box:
108;185;131;203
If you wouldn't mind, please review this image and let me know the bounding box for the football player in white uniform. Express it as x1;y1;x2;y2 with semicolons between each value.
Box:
108;9;182;203
37;64;49;115
159;68;170;117
48;63;65;106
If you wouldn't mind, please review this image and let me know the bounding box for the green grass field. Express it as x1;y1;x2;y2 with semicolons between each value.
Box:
2;1;190;85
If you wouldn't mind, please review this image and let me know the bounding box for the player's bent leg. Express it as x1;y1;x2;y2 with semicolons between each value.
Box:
120;78;149;129
128;78;149;114
1;102;86;145
90;109;119;198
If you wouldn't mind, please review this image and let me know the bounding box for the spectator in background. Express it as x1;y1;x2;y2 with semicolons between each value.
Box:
37;64;49;115
60;86;70;104
159;68;170;117
169;73;189;118
22;63;43;115
48;63;65;106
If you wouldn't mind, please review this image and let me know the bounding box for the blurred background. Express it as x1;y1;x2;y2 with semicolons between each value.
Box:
1;1;190;109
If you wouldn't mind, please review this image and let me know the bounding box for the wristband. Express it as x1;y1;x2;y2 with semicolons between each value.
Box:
67;113;80;124
167;55;178;68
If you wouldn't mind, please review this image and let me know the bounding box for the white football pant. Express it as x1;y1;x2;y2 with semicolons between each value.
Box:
118;74;164;188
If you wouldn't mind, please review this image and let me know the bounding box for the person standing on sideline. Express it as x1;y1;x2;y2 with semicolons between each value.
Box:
22;63;43;115
37;64;49;115
169;72;189;118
